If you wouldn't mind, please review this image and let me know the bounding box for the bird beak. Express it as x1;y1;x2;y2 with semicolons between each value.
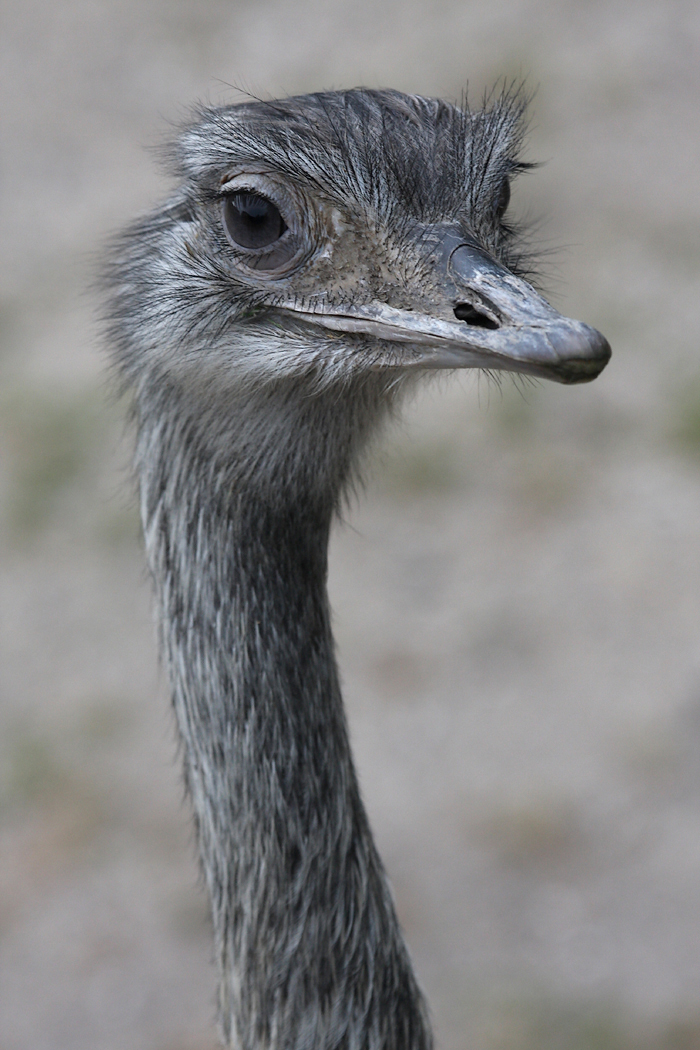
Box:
294;227;611;385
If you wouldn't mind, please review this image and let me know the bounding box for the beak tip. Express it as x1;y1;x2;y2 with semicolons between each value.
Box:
547;323;612;384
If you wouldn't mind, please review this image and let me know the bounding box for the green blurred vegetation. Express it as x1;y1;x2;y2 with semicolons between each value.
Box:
671;380;700;458
374;381;591;523
0;720;105;854
0;701;132;850
2;729;72;808
476;796;581;869
473;999;700;1050
379;434;466;495
375;383;540;498
0;386;139;546
492;381;537;439
75;695;134;745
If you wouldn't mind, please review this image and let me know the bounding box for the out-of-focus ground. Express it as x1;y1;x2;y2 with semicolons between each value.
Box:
2;2;700;1048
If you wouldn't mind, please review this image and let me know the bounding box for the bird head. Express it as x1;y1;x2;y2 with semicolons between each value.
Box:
106;88;610;396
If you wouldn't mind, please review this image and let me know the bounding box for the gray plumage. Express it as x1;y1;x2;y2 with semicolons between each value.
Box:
102;87;610;1049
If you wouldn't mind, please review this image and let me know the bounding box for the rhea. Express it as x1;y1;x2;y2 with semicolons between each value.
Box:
103;88;610;1049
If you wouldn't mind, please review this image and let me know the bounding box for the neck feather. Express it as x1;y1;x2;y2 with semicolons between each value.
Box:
134;373;432;1050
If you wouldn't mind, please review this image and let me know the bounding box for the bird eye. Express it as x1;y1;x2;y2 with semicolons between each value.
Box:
222;192;288;250
494;177;511;221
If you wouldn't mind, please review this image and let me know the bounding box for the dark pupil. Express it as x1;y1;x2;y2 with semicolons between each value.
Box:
223;192;287;249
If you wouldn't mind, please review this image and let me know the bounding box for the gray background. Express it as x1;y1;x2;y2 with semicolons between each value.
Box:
2;1;700;1047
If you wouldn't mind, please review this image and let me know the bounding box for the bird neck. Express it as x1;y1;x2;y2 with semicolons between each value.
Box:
136;375;432;1050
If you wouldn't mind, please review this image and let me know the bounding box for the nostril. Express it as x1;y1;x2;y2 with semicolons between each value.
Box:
454;303;499;330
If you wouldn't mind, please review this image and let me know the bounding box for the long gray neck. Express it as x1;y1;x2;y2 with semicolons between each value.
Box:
135;375;433;1050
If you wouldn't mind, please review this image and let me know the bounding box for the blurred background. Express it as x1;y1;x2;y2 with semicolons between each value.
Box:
2;1;700;1047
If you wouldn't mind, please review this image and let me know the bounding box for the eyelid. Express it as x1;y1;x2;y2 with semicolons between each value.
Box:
219;173;284;199
219;183;268;198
